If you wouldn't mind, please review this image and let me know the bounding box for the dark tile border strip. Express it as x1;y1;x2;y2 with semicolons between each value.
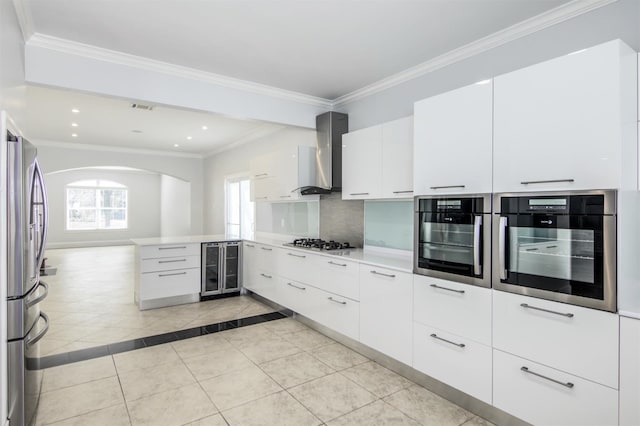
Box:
28;310;290;370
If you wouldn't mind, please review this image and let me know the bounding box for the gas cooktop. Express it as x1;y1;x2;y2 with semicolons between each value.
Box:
283;238;353;251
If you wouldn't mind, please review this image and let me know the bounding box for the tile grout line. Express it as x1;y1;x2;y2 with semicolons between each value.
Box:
112;355;135;426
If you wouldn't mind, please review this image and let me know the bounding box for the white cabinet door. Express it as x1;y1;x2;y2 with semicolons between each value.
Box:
311;255;360;300
277;277;312;316
250;176;277;202
140;268;200;300
413;275;492;346
493;40;636;192
493;350;618;426
414;323;492;404
493;291;619;388
414;81;492;196
305;285;360;340
278;249;315;283
620;316;640;426
342;125;383;200
381;116;414;198
242;242;258;291
252;269;278;301
359;266;413;365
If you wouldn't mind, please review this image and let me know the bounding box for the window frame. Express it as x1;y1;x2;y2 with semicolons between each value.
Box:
224;173;254;239
65;181;129;232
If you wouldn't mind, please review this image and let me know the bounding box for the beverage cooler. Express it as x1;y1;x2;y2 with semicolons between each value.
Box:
201;241;242;297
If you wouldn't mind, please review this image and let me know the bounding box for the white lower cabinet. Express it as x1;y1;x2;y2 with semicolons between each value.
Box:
305;285;359;341
413;275;491;346
277;277;311;315
359;265;413;365
139;267;200;300
413;322;492;404
493;349;618;426
493;291;619;389
620;316;640;426
251;269;278;301
311;255;360;301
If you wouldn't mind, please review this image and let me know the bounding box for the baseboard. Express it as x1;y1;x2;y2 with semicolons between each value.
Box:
46;240;134;249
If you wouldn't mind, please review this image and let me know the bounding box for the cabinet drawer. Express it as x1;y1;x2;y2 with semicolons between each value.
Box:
254;244;278;273
493;350;618;426
493;291;619;388
278;249;316;283
360;265;413;365
305;286;359;341
278;277;312;316
251;269;278;301
140;268;199;300
140;243;200;259
311;256;359;300
140;255;200;273
413;323;492;404
414;275;491;346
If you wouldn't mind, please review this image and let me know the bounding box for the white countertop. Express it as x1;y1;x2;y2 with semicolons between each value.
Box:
130;234;238;246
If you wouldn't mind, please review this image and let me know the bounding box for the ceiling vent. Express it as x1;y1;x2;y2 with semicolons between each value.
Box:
130;103;154;111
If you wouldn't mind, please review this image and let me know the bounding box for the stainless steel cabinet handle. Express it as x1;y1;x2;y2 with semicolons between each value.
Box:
246;244;255;248
520;179;575;185
159;246;187;250
257;197;268;200
520;366;574;388
370;270;396;278
520;303;574;318
287;253;306;258
261;247;273;251
473;215;482;276
287;282;306;290
328;297;347;305
430;333;465;348
26;312;49;348
260;273;272;279
158;259;187;263
328;261;347;267
430;284;465;294
350;192;369;196
26;281;49;308
430;185;465;190
159;271;187;277
498;216;507;280
280;195;292;198
392;190;413;194
254;173;268;177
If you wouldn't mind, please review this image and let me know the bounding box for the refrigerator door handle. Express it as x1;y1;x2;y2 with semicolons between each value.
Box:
26;281;49;308
26;312;49;348
220;244;226;292
33;159;49;269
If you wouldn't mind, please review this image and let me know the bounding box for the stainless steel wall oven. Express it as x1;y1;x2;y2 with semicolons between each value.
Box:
492;190;616;312
414;194;491;287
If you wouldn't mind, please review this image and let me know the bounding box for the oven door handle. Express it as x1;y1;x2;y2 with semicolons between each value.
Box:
473;215;482;276
499;216;508;280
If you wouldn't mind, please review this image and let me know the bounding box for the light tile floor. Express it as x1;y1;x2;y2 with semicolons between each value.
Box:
36;245;496;426
36;318;495;426
39;246;276;356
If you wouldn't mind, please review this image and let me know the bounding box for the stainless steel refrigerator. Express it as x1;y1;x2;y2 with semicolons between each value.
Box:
6;131;49;426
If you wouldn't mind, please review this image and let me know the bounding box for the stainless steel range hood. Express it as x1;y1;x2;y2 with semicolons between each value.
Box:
300;112;348;195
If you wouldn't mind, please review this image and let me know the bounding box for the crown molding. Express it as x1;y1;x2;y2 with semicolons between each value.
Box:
332;0;618;108
11;0;34;41
32;139;204;159
204;124;286;158
26;33;333;109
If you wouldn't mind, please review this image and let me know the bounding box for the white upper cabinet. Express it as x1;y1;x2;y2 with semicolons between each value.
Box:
342;116;413;200
342;125;383;199
381;116;414;198
250;145;317;202
414;81;493;196
493;40;638;192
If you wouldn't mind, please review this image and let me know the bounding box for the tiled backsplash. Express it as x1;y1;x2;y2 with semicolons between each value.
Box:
364;200;414;251
319;192;364;247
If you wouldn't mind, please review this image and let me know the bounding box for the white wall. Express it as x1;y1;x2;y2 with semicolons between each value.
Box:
337;0;640;130
34;142;205;237
161;174;191;237
203;127;317;234
44;169;161;247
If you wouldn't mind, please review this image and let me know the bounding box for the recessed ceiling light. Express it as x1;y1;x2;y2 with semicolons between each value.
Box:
71;108;80;113
71;133;78;138
71;123;79;127
174;144;180;147
202;126;208;130
186;136;192;140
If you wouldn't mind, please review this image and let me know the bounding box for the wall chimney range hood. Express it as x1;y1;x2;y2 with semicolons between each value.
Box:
299;111;348;195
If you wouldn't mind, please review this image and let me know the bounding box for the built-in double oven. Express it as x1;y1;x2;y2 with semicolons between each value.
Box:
414;194;492;288
414;190;617;312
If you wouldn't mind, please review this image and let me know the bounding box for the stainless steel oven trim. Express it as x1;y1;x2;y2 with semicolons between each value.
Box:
413;193;492;288
492;190;617;312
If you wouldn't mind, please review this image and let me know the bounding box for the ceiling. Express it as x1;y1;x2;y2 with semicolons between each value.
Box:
26;0;571;100
25;85;282;155
22;0;574;154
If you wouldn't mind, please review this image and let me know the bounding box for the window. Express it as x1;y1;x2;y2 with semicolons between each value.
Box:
66;180;128;230
225;177;254;239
